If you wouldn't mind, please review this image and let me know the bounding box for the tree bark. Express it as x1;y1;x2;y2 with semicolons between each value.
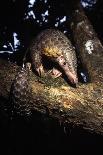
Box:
70;3;103;83
0;3;103;135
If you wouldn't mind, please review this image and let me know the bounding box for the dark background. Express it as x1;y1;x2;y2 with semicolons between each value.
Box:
0;0;103;154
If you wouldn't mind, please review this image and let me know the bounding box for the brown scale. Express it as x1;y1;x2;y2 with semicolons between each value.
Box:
11;64;32;116
29;29;78;84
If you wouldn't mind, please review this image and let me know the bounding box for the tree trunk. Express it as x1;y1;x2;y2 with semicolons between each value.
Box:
70;3;103;83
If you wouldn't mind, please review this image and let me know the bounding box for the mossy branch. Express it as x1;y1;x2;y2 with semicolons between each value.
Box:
0;57;103;135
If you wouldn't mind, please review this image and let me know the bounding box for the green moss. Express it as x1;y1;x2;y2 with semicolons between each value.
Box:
36;74;68;87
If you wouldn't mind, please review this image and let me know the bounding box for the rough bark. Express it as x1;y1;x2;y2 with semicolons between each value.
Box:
0;54;103;135
0;3;103;135
70;3;103;83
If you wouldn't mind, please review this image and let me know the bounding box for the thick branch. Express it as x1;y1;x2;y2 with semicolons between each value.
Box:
0;58;103;135
70;3;103;83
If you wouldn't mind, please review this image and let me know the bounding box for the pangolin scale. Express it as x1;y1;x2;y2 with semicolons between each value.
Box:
30;29;78;84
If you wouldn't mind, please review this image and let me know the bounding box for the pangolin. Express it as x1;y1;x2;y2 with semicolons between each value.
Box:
11;29;78;115
28;29;78;84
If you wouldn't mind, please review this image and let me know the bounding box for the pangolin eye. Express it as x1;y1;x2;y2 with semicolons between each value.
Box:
63;62;66;65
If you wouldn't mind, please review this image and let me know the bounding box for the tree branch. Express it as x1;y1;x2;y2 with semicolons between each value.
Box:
70;3;103;83
0;56;103;135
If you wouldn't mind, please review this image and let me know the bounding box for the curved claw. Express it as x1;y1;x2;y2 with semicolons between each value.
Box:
48;68;62;78
25;63;32;71
36;64;44;77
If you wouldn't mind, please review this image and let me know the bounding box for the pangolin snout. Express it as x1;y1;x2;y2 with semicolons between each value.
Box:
57;55;78;84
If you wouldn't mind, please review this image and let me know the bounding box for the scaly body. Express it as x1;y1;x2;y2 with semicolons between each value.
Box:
11;66;32;116
29;29;78;84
